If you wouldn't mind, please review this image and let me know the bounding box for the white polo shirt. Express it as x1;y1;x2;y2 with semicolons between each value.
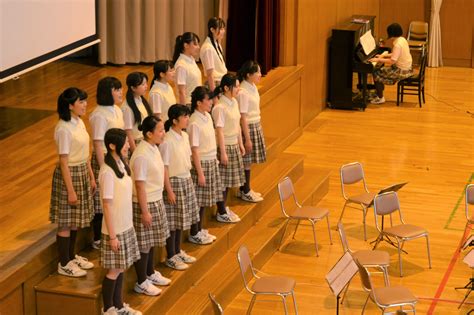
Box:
159;129;192;178
237;80;261;124
392;37;412;71
54;117;90;166
212;95;241;145
187;110;217;161
89;105;125;151
200;37;227;83
149;80;176;122
175;53;202;104
99;160;133;235
122;97;148;141
130;140;164;202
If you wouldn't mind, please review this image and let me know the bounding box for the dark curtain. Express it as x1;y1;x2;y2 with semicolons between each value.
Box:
225;0;279;75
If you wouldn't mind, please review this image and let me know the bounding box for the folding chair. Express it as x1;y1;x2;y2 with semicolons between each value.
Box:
237;245;298;314
278;177;332;257
209;293;224;315
460;184;474;250
373;191;431;276
339;162;376;241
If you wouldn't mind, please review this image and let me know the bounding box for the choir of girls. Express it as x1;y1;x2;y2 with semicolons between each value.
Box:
48;17;267;314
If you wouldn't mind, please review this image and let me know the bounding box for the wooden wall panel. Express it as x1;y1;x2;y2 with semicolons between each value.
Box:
0;285;23;315
379;0;427;39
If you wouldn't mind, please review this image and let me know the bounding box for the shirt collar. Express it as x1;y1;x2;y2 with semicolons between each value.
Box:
143;139;158;152
220;95;233;106
170;128;183;140
180;53;195;64
194;110;208;122
70;116;80;125
155;80;169;90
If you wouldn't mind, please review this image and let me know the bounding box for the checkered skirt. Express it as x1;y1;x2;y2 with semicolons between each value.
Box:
91;153;102;214
374;65;413;85
133;199;170;251
49;163;94;228
100;227;141;269
163;177;200;231
217;144;245;188
191;159;223;207
243;122;267;165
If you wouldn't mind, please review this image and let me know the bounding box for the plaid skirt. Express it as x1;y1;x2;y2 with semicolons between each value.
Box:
243;122;267;165
163;177;200;231
50;163;94;228
217;144;245;188
100;227;140;269
374;65;413;85
191;159;223;207
133;199;170;252
91;153;103;214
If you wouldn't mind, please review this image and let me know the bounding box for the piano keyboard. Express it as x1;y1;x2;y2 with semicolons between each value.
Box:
372;51;389;67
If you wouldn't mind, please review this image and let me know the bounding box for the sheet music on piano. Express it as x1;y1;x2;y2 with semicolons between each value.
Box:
360;30;376;55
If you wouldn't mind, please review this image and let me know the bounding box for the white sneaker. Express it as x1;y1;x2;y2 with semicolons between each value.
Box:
92;240;101;250
216;212;239;223
226;207;241;221
239;190;263;203
72;255;94;270
201;229;216;241
134;279;161;296
116;303;142;315
58;261;87;277
102;306;117;315
188;231;213;245
147;270;171;286
237;189;262;198
177;250;196;264
370;96;385;104
165;255;188;270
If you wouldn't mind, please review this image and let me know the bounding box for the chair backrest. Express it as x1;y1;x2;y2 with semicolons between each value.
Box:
374;191;400;216
340;162;369;200
419;52;428;80
208;293;224;315
408;21;428;42
278;177;299;216
466;184;474;221
336;222;351;253
237;245;254;291
355;261;373;294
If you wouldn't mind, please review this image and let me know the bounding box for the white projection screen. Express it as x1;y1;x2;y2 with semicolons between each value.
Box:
0;0;99;83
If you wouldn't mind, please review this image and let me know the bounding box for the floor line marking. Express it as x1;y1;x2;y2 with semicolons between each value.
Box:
444;173;474;229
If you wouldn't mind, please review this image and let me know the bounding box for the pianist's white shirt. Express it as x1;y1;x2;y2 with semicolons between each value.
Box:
391;37;412;71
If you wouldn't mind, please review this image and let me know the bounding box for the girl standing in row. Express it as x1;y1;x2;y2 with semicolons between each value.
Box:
160;105;200;270
90;77;125;249
149;60;176;122
50;87;95;277
99;128;141;315
212;74;245;223
237;61;266;203
200;17;227;91
173;32;202;105
130;116;171;296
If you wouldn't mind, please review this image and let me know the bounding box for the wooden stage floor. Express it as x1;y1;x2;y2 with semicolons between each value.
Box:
0;60;473;314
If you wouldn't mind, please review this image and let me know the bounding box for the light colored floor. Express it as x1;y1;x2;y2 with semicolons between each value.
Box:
225;66;474;314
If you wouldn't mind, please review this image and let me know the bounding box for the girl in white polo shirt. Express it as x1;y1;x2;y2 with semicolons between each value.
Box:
149;60;176;122
130;116;171;296
200;17;227;91
212;74;245;223
50;87;95;277
236;60;266;203
172;32;202;105
160;105;200;270
99;128;141;315
122;72;152;155
187;86;223;244
90;77;125;250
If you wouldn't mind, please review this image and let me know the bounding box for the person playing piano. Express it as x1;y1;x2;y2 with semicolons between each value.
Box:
369;23;413;104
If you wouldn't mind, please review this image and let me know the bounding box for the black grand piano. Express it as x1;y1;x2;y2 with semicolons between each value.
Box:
328;15;385;110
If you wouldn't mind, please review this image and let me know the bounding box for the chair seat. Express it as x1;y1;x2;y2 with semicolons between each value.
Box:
252;276;296;294
348;192;377;207
291;206;329;220
384;224;427;239
373;286;417;306
353;250;390;267
408;40;426;47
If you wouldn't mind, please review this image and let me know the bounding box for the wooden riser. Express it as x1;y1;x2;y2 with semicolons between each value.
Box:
34;153;313;315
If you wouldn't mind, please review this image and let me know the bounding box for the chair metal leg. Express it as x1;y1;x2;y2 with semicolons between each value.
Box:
247;295;256;315
326;215;333;244
280;295;288;315
310;220;319;257
361;294;370;314
340;279;351;304
426;234;432;269
397;238;403;277
397;83;400;106
418;84;422;108
382;266;390;286
292;219;300;240
338;201;348;226
279;219;290;251
460;222;470;252
291;291;298;315
362;206;367;241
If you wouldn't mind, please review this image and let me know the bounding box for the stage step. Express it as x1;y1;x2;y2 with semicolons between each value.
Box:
167;165;331;314
34;152;316;315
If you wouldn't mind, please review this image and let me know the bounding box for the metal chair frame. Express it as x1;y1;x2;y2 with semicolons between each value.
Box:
208;293;224;315
460;184;474;251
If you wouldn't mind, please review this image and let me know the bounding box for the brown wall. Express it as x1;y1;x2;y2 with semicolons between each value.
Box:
280;0;474;125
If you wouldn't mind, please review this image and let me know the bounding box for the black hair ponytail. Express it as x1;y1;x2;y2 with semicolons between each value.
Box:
190;86;212;113
152;60;174;84
237;60;260;82
125;72;152;128
207;17;226;63
172;32;200;64
214;73;237;97
104;128;131;178
139;115;161;139
164;104;190;132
